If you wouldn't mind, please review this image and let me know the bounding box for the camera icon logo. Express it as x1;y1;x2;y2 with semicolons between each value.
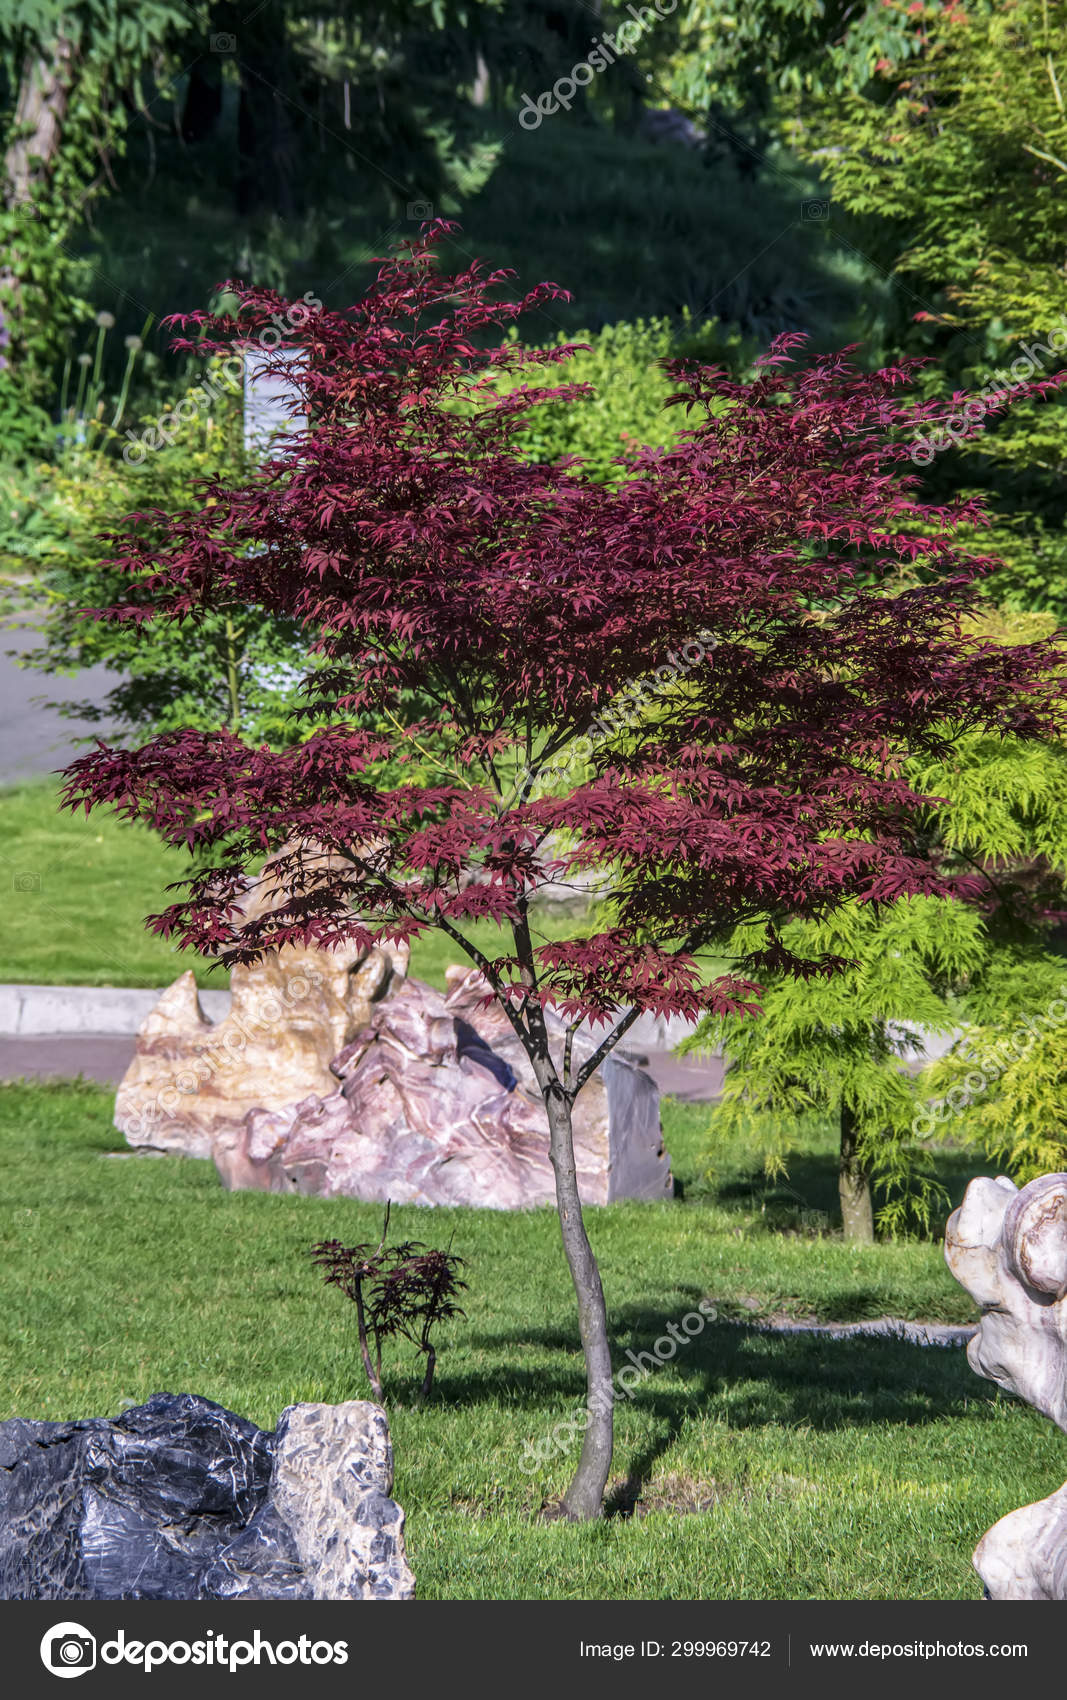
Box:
40;1623;97;1679
407;200;433;220
801;198;830;222
210;31;237;53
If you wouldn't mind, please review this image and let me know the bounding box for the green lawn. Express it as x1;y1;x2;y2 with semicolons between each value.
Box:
1;1079;1061;1600
0;780;582;990
0;780;226;987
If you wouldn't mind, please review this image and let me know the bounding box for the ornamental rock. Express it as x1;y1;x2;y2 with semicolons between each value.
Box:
945;1172;1067;1600
0;1393;414;1601
115;845;409;1159
212;964;671;1209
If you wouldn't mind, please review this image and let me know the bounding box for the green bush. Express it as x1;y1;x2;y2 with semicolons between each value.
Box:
16;374;313;748
498;315;757;486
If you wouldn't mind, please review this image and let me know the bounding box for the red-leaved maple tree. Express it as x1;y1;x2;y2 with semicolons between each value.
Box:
62;224;1064;1519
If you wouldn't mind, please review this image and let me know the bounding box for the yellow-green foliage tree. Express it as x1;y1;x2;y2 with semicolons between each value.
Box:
496;316;756;486
688;611;1067;1241
916;950;1067;1183
684;897;988;1242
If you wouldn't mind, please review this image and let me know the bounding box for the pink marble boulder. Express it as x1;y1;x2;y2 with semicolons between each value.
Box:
213;966;672;1209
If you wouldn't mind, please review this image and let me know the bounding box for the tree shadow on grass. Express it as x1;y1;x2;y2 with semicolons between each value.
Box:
447;1302;1016;1508
462;1299;986;1426
715;1142;998;1237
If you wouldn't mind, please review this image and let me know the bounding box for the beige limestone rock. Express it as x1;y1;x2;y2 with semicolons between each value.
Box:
115;847;408;1157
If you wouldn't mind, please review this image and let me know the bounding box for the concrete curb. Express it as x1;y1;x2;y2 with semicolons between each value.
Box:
0;984;962;1065
0;982;680;1043
0;983;231;1036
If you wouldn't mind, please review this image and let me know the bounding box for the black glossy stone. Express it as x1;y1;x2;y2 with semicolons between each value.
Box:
0;1393;307;1600
453;1017;518;1092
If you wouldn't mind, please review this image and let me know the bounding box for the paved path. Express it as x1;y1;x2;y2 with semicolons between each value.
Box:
0;1033;726;1099
635;1049;725;1102
0;1033;136;1085
0;616;117;786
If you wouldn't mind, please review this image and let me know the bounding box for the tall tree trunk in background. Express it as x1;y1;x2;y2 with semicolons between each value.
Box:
1;36;76;342
839;1099;875;1244
471;53;490;108
180;60;223;144
212;1;298;219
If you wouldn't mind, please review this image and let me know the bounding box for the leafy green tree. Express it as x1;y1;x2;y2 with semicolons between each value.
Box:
17;376;312;747
0;0;508;410
915;946;1067;1181
1;1;186;393
790;0;1067;619
907;622;1067;1182
656;0;931;120
797;0;1065;338
202;0;497;219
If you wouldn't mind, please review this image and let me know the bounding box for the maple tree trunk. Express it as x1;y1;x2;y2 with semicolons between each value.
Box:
419;1344;436;1401
540;1076;614;1520
839;1100;874;1244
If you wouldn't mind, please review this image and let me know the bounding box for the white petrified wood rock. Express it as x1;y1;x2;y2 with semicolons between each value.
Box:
270;1401;415;1601
972;1483;1067;1602
944;1172;1067;1599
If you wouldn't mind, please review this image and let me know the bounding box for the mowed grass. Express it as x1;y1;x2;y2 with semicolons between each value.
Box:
0;780;584;990
2;1081;1062;1600
0;780;225;987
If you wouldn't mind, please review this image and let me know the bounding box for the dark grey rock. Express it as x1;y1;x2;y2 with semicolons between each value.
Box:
0;1392;414;1601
